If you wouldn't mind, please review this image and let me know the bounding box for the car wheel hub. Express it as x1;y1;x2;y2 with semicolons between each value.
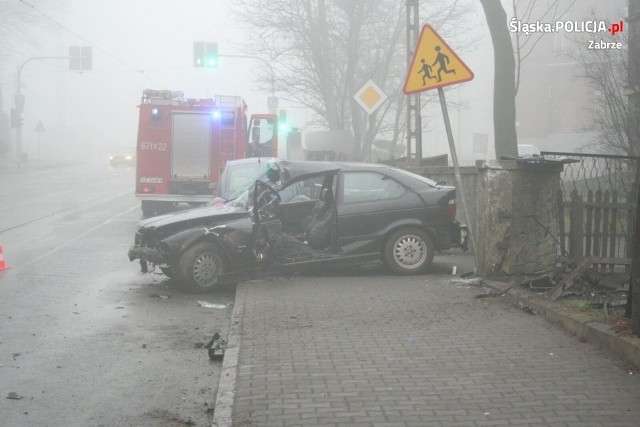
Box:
193;253;220;287
394;235;426;269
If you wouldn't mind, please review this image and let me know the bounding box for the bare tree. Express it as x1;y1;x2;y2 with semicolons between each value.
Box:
229;0;471;160
479;0;575;158
511;0;575;95
479;0;518;158
567;15;638;157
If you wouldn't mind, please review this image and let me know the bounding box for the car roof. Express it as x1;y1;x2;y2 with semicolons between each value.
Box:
278;160;394;174
224;157;277;166
275;160;441;189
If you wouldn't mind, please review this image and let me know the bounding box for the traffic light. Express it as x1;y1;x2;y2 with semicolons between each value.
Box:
205;42;218;68
193;41;218;68
193;42;204;67
69;46;92;71
10;108;17;128
10;108;23;128
278;110;288;132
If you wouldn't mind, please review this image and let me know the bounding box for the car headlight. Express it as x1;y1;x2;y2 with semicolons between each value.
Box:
125;155;132;160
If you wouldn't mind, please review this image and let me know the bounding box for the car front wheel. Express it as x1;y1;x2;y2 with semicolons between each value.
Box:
179;242;226;292
383;228;434;275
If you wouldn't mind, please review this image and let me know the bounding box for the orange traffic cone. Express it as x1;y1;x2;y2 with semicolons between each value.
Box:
0;246;10;270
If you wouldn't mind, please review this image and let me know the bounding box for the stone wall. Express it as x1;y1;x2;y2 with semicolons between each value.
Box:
475;160;563;277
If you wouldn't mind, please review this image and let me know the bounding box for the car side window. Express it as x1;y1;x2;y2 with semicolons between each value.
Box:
280;176;325;203
342;172;405;204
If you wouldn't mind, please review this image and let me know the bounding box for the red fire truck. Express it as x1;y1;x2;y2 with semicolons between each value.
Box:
135;89;278;216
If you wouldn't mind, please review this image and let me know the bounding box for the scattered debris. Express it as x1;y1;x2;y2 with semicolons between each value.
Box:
474;283;516;299
514;301;536;315
558;291;581;299
612;320;634;336
450;277;483;286
451;266;457;275
6;392;23;400
209;347;225;360
205;333;226;360
142;344;147;349
115;306;125;310
548;257;596;302
522;273;555;290
150;294;170;300
589;301;627;310
197;301;226;309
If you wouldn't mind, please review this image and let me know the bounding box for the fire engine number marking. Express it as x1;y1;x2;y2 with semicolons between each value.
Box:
140;142;168;151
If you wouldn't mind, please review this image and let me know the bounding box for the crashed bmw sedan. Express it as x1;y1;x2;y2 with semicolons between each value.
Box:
128;160;467;292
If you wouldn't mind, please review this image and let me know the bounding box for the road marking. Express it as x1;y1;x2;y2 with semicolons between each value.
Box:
0;188;132;234
8;203;139;271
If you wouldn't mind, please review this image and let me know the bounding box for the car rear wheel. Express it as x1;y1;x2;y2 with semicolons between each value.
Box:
383;228;434;275
179;242;226;292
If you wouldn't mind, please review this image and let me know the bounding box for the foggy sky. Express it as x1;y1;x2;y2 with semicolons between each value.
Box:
0;0;628;165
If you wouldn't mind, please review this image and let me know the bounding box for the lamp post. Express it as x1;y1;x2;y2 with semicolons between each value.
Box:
14;56;67;165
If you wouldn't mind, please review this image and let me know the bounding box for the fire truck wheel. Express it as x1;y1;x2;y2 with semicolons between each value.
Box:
179;242;227;292
141;201;154;217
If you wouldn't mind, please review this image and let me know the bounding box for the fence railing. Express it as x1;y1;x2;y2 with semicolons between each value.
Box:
543;151;640;272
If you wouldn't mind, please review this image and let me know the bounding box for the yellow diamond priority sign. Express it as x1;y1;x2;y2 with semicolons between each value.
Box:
354;79;387;115
403;25;474;94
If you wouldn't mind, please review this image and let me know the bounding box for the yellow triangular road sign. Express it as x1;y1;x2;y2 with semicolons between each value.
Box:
403;25;474;94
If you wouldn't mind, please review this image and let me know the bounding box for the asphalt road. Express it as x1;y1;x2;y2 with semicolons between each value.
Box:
0;161;234;427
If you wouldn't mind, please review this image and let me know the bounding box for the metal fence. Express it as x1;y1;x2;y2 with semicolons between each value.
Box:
542;151;640;272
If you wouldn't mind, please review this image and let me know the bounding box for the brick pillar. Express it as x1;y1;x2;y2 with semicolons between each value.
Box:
476;160;563;277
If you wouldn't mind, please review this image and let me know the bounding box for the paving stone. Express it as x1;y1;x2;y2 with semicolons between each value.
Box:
231;263;640;426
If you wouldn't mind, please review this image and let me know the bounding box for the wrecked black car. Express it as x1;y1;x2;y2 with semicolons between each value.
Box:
128;160;467;291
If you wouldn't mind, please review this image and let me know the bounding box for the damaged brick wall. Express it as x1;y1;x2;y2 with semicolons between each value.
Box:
476;160;563;277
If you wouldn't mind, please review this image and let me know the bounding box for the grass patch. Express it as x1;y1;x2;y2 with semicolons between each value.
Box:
567;299;591;311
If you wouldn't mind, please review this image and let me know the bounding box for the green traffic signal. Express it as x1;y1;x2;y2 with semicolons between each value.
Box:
205;42;218;68
193;41;218;68
278;110;288;131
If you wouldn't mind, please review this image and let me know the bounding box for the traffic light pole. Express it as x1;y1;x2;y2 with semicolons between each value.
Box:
217;54;278;113
14;56;67;165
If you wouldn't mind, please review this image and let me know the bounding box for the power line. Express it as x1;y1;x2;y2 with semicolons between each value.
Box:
17;0;162;86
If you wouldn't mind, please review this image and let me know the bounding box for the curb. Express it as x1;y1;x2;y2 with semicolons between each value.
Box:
484;279;640;370
212;282;247;427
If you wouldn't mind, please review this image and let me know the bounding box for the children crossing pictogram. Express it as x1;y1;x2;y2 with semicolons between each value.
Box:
404;25;474;94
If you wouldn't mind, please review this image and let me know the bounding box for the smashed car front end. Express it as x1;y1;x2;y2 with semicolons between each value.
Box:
128;204;253;275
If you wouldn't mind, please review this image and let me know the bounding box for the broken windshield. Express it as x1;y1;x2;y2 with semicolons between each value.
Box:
225;160;282;209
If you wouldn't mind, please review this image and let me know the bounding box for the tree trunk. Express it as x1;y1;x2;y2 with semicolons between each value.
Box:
629;0;640;335
479;0;518;158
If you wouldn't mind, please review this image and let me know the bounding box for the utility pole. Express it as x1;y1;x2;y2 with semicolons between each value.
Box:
627;0;640;335
406;0;422;161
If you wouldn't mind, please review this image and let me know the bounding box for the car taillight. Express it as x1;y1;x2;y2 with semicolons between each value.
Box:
140;185;155;194
447;199;456;220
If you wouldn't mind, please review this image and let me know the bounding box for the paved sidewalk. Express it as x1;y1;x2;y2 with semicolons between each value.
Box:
225;260;640;427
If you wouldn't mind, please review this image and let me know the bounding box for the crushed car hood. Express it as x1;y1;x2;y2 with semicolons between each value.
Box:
137;205;248;230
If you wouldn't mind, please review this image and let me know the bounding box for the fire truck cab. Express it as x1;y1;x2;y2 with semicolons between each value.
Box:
135;89;277;216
